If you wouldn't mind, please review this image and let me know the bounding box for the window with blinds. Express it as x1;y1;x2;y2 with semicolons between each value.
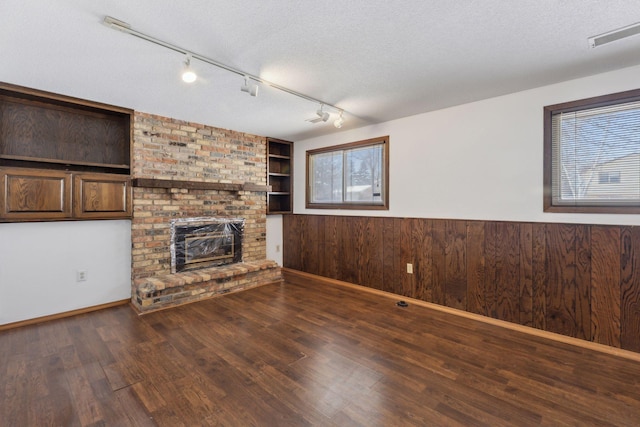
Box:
544;89;640;213
306;136;389;210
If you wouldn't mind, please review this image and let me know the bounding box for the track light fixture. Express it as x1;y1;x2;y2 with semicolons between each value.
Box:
306;104;330;123
103;16;347;126
317;105;330;122
181;53;197;83
334;110;345;128
240;76;259;97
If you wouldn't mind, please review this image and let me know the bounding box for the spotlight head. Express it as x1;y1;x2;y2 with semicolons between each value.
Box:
182;70;197;83
334;113;344;128
316;107;330;122
241;77;258;97
182;53;197;83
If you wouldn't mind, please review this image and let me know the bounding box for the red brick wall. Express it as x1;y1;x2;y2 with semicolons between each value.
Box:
131;112;267;282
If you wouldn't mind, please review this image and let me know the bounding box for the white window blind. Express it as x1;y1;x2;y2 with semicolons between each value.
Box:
551;101;640;206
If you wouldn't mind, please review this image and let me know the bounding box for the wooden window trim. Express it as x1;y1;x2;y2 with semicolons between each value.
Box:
306;136;389;210
544;88;640;214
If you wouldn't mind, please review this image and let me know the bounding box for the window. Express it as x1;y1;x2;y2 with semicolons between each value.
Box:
598;171;621;184
306;136;389;209
544;88;640;213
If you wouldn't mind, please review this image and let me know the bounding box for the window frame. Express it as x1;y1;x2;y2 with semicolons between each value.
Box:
305;136;389;210
543;88;640;214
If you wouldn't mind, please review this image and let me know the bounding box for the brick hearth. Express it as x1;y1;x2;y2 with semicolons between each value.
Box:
130;112;280;312
134;260;281;312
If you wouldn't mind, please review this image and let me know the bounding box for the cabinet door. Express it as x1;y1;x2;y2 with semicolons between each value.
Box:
73;173;131;219
0;167;71;220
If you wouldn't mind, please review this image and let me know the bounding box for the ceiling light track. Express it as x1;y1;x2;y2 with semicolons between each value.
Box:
588;21;640;48
103;16;345;118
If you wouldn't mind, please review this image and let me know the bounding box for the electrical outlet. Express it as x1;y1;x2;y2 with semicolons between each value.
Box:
76;270;88;282
276;244;281;252
406;263;413;274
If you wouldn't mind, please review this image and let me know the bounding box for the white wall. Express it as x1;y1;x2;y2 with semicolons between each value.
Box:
0;220;131;325
266;214;284;265
285;63;640;227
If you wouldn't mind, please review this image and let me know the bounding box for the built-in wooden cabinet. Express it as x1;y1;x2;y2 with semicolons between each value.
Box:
0;168;72;220
74;173;131;219
0;167;131;221
0;82;133;222
267;138;293;214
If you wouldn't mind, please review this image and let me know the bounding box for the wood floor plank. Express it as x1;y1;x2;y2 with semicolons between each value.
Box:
2;280;640;426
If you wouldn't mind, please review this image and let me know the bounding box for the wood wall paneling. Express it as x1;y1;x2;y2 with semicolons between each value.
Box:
590;226;621;348
361;217;383;290
620;226;640;352
545;223;578;338
495;222;520;324
575;225;592;341
465;221;486;316
283;215;640;353
444;219;467;310
397;218;414;298
353;217;367;287
282;215;300;271
483;222;498;318
339;216;358;285
531;223;547;331
381;217;396;294
300;215;319;276
412;218;433;302
320;216;339;280
519;224;534;327
431;219;447;305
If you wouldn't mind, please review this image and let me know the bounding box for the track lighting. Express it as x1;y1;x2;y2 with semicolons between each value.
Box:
307;105;330;123
103;16;348;127
334;110;345;128
181;53;197;83
240;76;258;97
588;21;640;48
318;107;330;122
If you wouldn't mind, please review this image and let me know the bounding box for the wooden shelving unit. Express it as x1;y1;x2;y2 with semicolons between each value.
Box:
0;82;133;222
267;138;293;214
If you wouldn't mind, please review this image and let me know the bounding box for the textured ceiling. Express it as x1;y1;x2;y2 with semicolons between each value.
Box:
2;0;640;141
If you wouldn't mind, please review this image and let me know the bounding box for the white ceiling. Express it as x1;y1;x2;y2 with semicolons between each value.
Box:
3;0;640;141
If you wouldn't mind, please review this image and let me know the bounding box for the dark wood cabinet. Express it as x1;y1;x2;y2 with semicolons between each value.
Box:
0;82;133;221
267;138;293;214
0;167;131;221
73;173;132;219
0;168;72;220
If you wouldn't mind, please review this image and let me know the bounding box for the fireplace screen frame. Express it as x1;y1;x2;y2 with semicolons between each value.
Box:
170;217;244;273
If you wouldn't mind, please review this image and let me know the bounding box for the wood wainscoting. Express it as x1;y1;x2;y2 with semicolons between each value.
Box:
283;214;640;353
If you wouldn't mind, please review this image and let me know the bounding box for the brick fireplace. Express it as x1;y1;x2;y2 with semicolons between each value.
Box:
130;112;281;312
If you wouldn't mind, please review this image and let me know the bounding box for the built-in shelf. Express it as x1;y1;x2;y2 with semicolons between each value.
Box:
0;82;132;173
267;138;293;214
0;82;133;222
0;154;130;170
132;178;271;192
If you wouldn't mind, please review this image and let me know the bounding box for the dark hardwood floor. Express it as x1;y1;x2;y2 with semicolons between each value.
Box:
2;279;640;426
